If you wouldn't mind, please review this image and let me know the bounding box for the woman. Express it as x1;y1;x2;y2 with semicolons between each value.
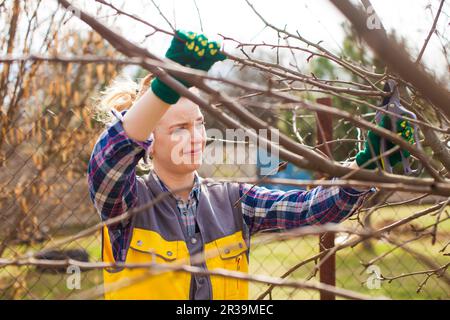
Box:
87;30;414;300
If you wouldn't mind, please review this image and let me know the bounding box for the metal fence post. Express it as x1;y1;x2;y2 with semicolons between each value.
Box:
316;97;336;300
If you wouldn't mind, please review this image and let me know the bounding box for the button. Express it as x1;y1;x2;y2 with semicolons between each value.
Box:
136;240;143;247
238;243;243;248
198;277;205;284
166;251;173;257
224;248;230;254
191;237;198;244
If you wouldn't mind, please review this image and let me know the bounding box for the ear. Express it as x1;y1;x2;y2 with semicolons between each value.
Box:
148;145;154;159
148;131;155;159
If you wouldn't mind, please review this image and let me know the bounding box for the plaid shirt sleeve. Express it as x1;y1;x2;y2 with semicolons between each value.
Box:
87;109;153;262
239;179;376;235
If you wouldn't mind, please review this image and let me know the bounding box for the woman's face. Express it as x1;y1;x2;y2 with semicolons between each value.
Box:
152;97;206;174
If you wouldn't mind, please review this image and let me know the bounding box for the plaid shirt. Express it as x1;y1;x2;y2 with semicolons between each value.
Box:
87;109;376;262
151;170;201;238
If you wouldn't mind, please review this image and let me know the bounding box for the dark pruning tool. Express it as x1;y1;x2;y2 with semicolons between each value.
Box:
375;79;423;175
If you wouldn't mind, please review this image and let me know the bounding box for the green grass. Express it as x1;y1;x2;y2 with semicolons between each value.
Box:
1;205;448;299
249;204;450;300
249;236;449;300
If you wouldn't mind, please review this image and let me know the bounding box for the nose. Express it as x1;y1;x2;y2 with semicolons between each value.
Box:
191;124;205;144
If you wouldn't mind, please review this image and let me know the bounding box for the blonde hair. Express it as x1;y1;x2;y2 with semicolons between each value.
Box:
92;73;154;126
92;72;155;173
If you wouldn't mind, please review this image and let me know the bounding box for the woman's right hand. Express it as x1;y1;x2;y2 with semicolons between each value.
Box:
151;30;227;104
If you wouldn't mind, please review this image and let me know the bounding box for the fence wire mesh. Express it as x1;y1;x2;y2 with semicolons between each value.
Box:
1;0;449;301
0;98;448;300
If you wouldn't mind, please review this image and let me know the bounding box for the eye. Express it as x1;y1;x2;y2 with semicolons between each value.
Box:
172;127;189;135
195;120;206;128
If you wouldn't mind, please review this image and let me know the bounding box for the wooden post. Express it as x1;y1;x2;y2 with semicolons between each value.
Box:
316;97;336;300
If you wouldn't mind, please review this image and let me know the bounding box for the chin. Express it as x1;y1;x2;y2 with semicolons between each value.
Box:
184;161;202;171
170;156;199;172
172;163;200;175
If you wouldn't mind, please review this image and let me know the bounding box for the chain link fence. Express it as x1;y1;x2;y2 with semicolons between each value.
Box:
0;0;448;300
1;87;448;300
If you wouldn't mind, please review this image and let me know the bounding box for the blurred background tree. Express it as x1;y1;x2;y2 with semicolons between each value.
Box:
0;1;126;298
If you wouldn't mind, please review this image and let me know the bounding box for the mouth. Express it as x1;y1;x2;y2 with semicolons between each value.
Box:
183;147;202;155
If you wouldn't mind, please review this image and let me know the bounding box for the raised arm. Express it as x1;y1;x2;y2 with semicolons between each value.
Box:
121;88;171;142
87;109;154;261
87;109;153;221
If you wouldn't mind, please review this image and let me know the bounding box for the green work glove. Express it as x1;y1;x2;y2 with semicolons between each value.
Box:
356;114;415;169
151;30;227;104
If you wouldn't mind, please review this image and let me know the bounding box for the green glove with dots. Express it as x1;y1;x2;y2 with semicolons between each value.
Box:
151;30;227;104
355;114;415;170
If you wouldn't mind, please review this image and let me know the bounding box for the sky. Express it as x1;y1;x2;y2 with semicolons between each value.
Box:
103;0;449;78
45;0;449;79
